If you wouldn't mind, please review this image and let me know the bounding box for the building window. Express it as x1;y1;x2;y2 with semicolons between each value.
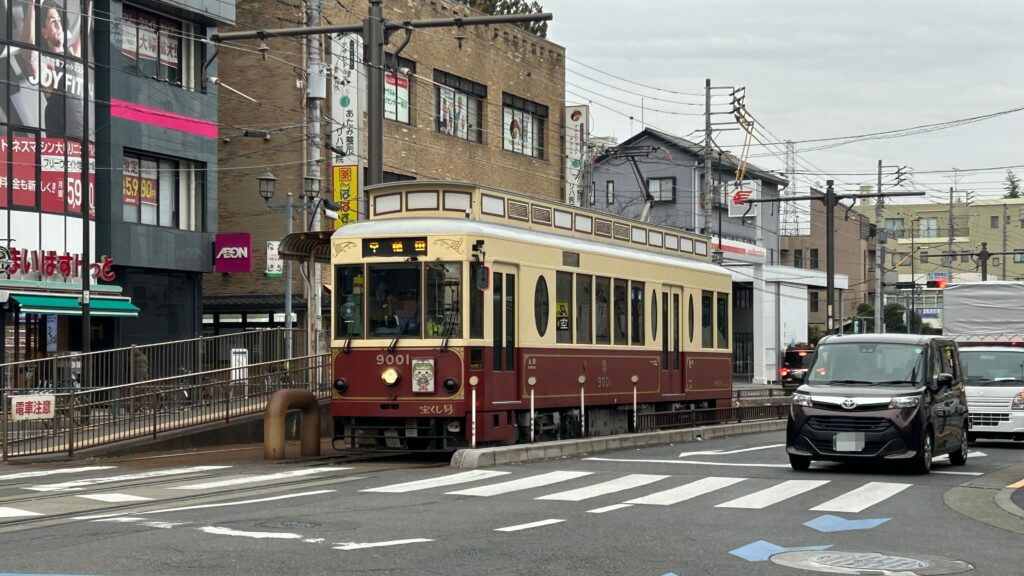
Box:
809;248;819;269
920;251;929;264
122;151;203;230
434;70;484;143
1015;250;1024;264
810;290;819;313
606;181;614;204
919;217;939;238
122;5;204;90
646;178;675;202
502;92;547;158
385;54;415;124
991;215;999;228
884;218;905;237
961;253;969;263
793;249;803;268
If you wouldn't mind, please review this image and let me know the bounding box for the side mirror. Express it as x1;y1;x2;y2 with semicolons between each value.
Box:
936;373;954;388
475;265;490;290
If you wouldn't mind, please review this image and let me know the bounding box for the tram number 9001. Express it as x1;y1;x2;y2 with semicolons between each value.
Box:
376;354;411;366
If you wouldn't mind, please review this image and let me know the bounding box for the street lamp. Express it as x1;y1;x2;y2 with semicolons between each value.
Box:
258;171;277;201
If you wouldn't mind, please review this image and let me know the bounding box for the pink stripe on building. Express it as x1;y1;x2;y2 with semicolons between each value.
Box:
110;99;218;139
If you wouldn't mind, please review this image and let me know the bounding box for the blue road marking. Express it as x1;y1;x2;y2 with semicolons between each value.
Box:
804;514;890;533
729;540;832;562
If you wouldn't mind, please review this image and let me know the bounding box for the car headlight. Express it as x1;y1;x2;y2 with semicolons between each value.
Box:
1012;392;1024;410
889;395;920;409
381;367;400;386
791;393;812;407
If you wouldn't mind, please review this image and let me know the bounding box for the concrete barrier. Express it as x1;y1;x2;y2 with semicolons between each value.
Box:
451;418;788;469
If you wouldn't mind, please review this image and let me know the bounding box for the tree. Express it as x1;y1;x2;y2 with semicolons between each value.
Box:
455;0;548;38
1005;169;1021;199
883;302;924;334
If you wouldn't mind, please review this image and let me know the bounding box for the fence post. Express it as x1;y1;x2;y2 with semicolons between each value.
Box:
528;376;536;443
631;374;638;433
578;375;586;438
2;390;8;461
469;376;478;448
67;389;76;457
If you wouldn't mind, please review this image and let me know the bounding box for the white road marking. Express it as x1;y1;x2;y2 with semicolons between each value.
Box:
334;538;434;550
145;489;335;514
0;506;42;518
935;451;987;461
94;517;147;523
933;470;984;476
495;519;565;532
0;466;116;481
78;493;154;503
447;471;593;497
584;457;791;468
626;476;747;506
141;521;190;529
678;444;785;458
716;480;830;509
201;526;305;540
170;467;349;490
360;470;509;493
27;466;231;492
587;503;634;514
810;482;912;513
536;474;668;502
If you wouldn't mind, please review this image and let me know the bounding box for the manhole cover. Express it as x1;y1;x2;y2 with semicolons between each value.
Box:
772;550;973;575
255;520;321;529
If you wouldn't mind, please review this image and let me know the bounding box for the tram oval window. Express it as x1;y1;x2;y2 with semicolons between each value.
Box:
534;275;550;337
651;289;658;340
688;294;695;343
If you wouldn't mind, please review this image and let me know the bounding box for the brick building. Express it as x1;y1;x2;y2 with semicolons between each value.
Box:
204;0;566;334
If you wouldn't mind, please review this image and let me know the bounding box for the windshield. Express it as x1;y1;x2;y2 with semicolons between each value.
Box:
784;349;814;370
806;342;925;386
368;263;421;338
961;350;1024;385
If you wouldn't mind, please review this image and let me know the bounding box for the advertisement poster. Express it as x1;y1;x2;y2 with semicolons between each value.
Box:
265;241;282;278
564;105;589;206
40;137;66;213
384;72;409;124
727;180;761;218
12;135;37;207
332;166;358;229
122;155;140;205
65;140;95;218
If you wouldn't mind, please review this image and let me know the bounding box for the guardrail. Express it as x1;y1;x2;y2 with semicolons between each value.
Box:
1;353;330;460
636;403;789;433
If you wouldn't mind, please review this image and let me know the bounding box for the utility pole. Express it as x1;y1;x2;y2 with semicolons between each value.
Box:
702;78;712;236
307;0;324;357
875;160;884;333
1003;204;1009;280
81;1;92;362
947;186;955;281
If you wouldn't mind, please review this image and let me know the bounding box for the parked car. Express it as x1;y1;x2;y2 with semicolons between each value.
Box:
785;334;970;474
780;344;815;388
958;345;1024;443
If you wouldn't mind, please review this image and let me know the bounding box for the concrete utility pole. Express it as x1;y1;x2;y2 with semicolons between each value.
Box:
875;160;884;333
81;1;92;359
702;78;712;236
307;0;324;357
1003;203;1009;280
947;186;955;281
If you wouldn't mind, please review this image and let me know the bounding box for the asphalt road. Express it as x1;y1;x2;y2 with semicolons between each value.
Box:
1;432;1023;576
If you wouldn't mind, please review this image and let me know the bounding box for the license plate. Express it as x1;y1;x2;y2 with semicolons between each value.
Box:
833;431;865;452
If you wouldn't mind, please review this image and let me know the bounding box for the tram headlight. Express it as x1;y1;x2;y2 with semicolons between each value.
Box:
381;367;401;386
333;378;348;394
443;378;459;393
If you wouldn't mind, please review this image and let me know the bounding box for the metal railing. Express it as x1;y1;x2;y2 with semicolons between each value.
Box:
1;353;330;460
636;403;789;433
0;328;305;392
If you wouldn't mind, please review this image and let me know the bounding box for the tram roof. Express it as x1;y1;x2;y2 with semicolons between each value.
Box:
332;217;729;276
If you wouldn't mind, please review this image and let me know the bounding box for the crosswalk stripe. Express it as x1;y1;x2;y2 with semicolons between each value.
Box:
715;480;830;509
587;503;634;514
77;493;154;503
0;506;43;518
447;471;593;497
810;482;912;513
536;474;668;502
0;466;116;481
26;466;232;492
170;467;350;490
360;470;509;493
494;519;565;532
626;476;747;506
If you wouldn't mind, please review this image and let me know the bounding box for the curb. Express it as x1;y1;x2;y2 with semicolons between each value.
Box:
450;418;787;469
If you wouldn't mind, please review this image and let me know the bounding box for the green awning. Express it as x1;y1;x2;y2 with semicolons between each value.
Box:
11;294;140;318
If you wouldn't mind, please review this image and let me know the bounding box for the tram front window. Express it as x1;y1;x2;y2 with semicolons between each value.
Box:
426;262;462;338
335;265;364;339
369;263;422;337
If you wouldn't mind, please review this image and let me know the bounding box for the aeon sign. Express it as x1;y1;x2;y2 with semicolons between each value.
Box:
214;233;252;273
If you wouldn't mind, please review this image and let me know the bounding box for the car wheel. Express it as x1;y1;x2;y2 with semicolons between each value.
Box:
910;430;933;475
789;454;811;471
949;426;969;466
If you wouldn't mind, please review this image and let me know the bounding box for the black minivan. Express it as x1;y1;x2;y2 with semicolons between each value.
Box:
786;334;970;474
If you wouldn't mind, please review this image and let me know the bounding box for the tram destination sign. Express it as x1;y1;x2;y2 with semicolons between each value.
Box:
363;237;428;258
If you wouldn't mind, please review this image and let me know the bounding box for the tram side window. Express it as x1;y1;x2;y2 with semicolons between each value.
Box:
701;290;714;348
534;275;550;337
631;281;645;346
576;274;592;344
556;271;573;343
368;263;422;338
613;279;628;345
716;292;729;349
426;262;462;338
470;263;484;339
335;265;364;339
595;276;611;345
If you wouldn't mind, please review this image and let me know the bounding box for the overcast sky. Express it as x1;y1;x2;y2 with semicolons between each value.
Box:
542;0;1024;202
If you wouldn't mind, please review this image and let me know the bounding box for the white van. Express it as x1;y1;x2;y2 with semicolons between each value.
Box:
958;346;1024;442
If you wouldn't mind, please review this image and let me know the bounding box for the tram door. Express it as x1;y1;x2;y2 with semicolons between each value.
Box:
662;286;684;394
489;264;518;403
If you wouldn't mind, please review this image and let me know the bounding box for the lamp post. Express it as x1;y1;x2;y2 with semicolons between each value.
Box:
258;171;322;359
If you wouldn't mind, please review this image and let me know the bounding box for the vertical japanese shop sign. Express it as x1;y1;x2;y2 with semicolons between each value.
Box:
12;135;37;207
40;138;66;213
67;141;95;218
331;33;362;228
384;71;409;124
265;241;283;278
332;166;358;229
0;136;8;208
564;105;589;207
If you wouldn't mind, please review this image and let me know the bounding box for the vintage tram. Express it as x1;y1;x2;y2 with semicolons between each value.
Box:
329;181;733;450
